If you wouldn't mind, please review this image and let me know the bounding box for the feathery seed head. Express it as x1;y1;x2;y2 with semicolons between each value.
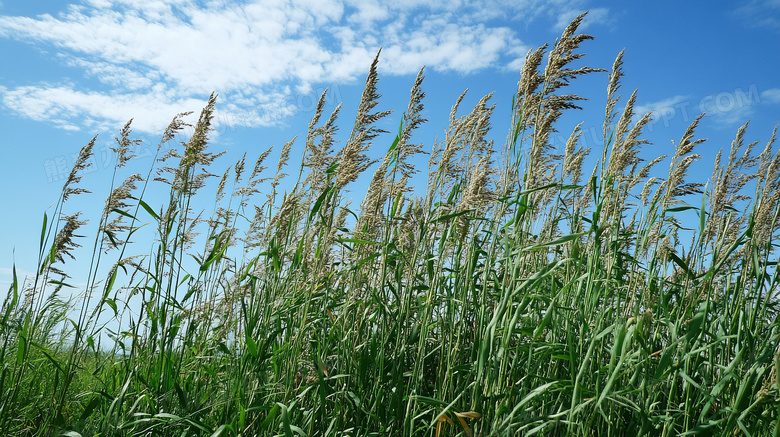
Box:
234;152;247;184
112;119;141;168
53;212;87;266
63;136;97;201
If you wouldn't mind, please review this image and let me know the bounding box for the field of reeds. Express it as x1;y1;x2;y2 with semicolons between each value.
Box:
1;14;779;436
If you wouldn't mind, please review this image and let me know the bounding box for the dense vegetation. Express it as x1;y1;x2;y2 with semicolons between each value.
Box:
2;14;779;436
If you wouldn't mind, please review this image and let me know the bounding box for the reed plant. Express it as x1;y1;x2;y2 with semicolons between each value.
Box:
1;12;779;436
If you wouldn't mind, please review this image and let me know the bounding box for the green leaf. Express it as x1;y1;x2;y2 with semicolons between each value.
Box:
336;237;379;245
138;199;160;221
16;330;27;365
78;395;102;423
503;381;557;422
2;264;19;326
310;184;332;220
522;232;587;253
44;240;57;273
668;251;695;279
430;209;473;223
259;404;280;430
201;234;228;272
210;425;230;437
103;229;119;249
684;301;708;343
106;262;120;295
653;347;676;380
532;298;557;338
512;110;524;145
665;205;699;213
387;119;403;154
40;212;48;253
110;207;135;220
597;323;629;407
103;298;118;316
699;183;708;238
390;191;402;219
278;403;293;437
182;286;198;303
30;341;65;374
47;279;77;288
413;396;450;408
155;412;181;420
246;335;258;358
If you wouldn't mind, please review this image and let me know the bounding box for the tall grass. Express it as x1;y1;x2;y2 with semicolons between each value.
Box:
2;13;780;436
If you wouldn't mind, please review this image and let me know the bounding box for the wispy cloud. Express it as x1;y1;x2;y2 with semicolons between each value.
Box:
636;84;769;132
635;95;692;120
707;104;755;128
761;88;780;103
635;95;704;132
553;7;611;31
0;0;608;134
0;84;214;133
733;0;780;30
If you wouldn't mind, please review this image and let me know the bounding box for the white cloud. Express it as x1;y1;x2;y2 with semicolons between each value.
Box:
62;57;160;90
635;95;692;119
707;104;754;127
734;0;780;29
0;0;592;134
2;85;202;133
698;86;762;127
633;95;699;132
637;87;766;132
0;84;298;135
380;21;523;75
553;7;611;31
761;88;780;103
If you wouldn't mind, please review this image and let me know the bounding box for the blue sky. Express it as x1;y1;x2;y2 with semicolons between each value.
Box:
1;0;780;290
